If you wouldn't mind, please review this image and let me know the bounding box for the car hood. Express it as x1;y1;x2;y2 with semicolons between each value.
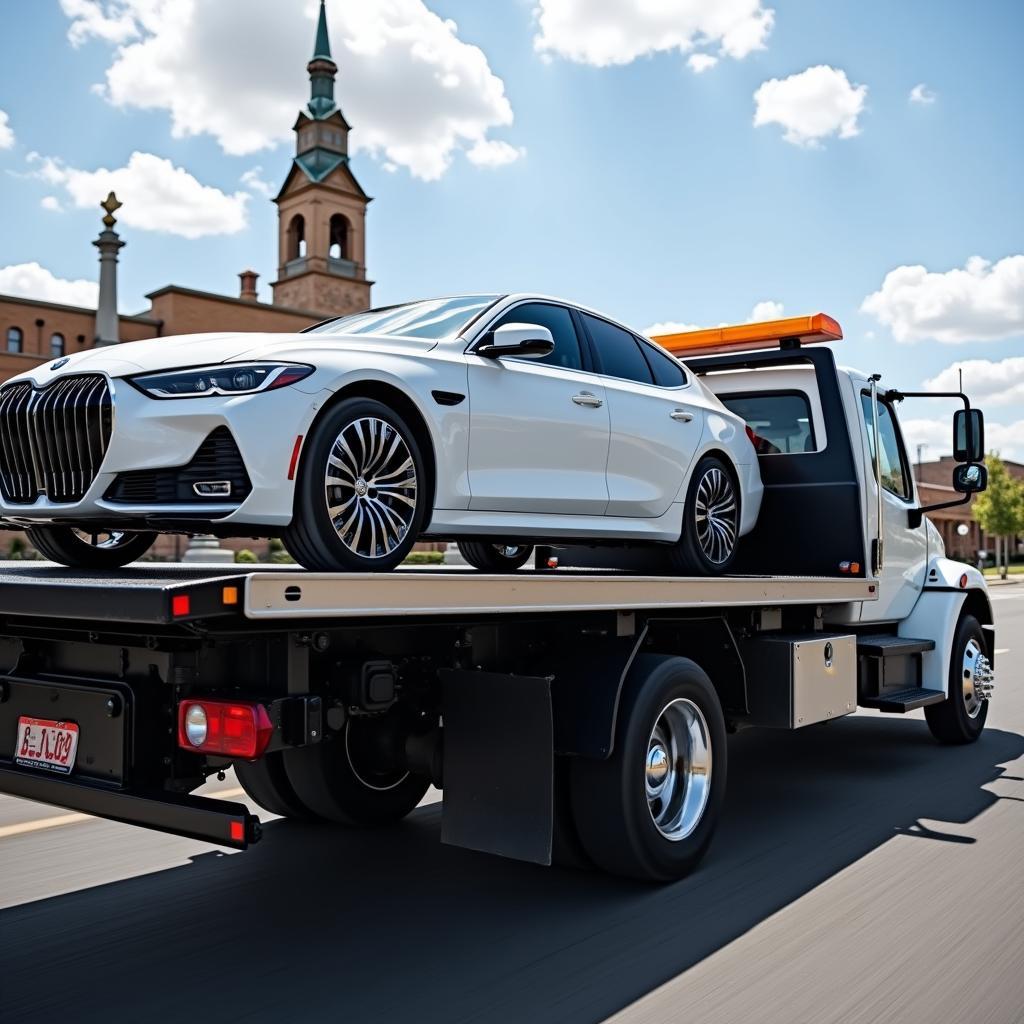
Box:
10;331;440;386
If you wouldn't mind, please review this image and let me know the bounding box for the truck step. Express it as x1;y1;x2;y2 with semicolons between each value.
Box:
856;635;935;658
859;687;946;712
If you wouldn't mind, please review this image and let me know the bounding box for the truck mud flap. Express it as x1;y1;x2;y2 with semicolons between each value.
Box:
440;669;553;866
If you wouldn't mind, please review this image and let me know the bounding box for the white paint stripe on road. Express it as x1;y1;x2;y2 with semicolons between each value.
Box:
0;786;247;841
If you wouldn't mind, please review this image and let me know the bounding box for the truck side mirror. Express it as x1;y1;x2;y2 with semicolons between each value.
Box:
953;462;987;494
953;409;984;463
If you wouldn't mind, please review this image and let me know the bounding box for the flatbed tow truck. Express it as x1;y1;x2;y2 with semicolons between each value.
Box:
0;316;997;881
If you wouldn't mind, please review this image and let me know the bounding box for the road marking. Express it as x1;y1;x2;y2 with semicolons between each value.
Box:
0;786;247;841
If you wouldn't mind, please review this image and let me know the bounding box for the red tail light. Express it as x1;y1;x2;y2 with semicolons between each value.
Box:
177;699;273;759
745;424;757;446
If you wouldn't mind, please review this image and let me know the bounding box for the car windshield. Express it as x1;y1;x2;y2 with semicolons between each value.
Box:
305;295;502;341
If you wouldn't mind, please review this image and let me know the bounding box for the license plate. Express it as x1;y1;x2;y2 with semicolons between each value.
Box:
15;716;80;775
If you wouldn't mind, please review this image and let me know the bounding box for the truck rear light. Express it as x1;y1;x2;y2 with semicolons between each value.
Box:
177;699;273;759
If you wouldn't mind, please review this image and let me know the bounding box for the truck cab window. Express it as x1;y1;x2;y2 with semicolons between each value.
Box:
860;394;911;500
718;392;816;455
491;302;583;370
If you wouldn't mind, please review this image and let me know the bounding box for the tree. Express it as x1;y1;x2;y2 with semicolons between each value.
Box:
973;453;1024;578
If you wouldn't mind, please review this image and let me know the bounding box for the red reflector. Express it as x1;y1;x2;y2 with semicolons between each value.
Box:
177;700;274;759
959;573;969;589
172;594;191;617
230;820;245;843
287;435;303;481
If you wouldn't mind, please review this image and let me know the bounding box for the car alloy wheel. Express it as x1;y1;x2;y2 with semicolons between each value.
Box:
324;416;418;560
70;529;135;551
694;465;738;566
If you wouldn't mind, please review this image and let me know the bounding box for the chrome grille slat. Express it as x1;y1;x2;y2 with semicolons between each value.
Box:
0;375;113;504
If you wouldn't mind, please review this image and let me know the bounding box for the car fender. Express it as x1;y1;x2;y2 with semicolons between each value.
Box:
897;557;993;695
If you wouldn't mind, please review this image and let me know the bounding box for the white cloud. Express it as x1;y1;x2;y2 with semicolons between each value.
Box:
240;166;274;198
466;139;525;167
0;262;99;309
65;0;519;181
923;356;1024;407
749;299;784;320
0;109;14;150
861;255;1024;343
687;53;718;74
40;196;63;212
643;320;704;337
533;0;773;67
909;83;936;105
60;0;139;47
35;151;249;239
753;65;867;147
902;415;1024;463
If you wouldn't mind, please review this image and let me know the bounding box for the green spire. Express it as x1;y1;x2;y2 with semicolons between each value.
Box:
312;0;332;62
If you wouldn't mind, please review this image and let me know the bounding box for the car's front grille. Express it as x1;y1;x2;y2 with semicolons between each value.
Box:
0;375;113;504
104;427;252;505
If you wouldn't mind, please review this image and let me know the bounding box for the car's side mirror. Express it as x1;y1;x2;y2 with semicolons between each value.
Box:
953;408;985;463
476;323;555;360
953;462;987;494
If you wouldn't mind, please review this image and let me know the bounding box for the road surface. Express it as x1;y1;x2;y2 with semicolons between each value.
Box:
1;590;1022;1024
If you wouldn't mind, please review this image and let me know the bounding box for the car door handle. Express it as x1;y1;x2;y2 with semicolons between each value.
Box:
670;409;694;422
572;392;604;408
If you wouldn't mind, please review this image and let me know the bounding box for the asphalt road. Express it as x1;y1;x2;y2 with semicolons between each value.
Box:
1;591;1022;1024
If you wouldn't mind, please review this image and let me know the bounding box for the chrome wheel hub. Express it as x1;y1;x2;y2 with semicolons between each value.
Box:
695;467;738;565
324;417;418;560
962;639;994;718
71;529;131;550
645;698;712;842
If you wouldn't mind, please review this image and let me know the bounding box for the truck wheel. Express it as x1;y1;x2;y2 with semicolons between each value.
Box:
26;527;157;569
925;614;992;744
234;753;316;820
570;654;727;881
456;541;534;572
283;397;428;572
668;456;739;576
281;714;429;824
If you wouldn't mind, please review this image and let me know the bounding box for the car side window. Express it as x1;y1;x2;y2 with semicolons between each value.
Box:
582;314;653;384
638;338;687;387
490;303;582;370
860;394;911;500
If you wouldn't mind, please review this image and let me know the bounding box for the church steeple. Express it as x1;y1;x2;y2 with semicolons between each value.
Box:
270;0;372;318
307;0;339;120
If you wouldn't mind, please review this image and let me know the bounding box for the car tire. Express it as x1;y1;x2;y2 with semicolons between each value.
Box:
234;752;318;821
569;654;727;882
924;614;991;744
667;455;740;576
281;713;430;825
456;541;534;572
283;397;428;572
26;527;157;569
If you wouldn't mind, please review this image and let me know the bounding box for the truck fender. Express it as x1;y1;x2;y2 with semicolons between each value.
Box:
897;557;993;696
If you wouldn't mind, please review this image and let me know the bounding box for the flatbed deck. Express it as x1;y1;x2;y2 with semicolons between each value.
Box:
0;561;876;625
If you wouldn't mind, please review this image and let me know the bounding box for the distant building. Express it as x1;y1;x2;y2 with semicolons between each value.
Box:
915;456;1024;561
0;0;370;387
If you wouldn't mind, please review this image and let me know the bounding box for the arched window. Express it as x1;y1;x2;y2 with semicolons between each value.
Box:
50;333;65;358
329;213;350;260
6;326;22;353
287;214;306;261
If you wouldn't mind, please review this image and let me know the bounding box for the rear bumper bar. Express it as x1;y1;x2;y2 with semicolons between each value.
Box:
0;765;261;849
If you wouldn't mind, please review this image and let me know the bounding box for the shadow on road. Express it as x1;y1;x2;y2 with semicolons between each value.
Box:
1;716;1021;1024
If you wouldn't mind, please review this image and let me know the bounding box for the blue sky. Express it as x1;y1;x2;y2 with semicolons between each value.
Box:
1;0;1022;458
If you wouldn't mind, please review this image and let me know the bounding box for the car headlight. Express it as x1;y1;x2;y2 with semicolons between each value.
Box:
129;362;314;399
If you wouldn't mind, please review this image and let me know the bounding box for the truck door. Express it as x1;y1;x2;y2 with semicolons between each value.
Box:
858;390;928;621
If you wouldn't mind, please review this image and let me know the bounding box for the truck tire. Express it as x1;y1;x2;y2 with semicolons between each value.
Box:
26;527;157;569
283;397;428;572
456;541;534;572
281;715;429;824
234;753;316;821
668;455;740;576
925;614;991;744
570;654;726;881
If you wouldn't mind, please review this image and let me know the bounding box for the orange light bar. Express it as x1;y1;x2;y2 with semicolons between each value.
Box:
651;313;843;357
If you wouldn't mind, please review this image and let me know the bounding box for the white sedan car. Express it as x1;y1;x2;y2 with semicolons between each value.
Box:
0;294;762;573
